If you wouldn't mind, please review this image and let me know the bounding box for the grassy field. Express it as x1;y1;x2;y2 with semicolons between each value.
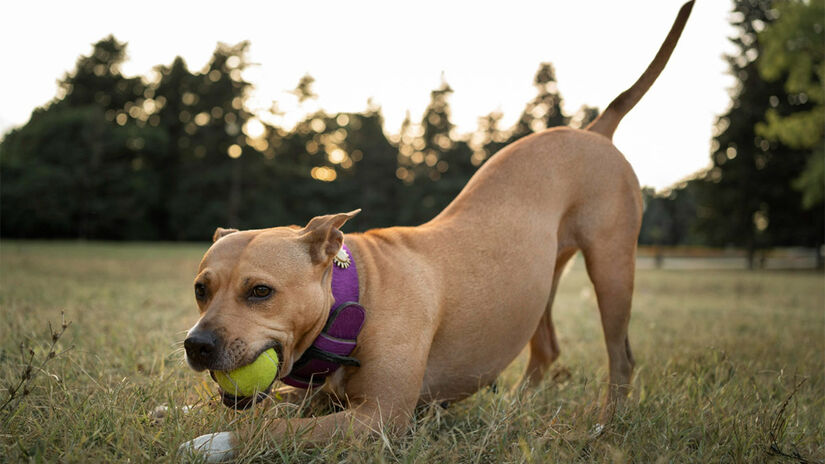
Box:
1;241;823;463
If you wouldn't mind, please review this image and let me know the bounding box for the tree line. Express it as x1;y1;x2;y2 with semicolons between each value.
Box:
0;37;595;240
1;0;822;263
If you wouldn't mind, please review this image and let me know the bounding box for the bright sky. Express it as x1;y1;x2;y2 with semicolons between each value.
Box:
0;0;736;190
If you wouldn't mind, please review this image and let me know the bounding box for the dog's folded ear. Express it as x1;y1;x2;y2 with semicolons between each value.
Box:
213;227;239;242
300;209;361;265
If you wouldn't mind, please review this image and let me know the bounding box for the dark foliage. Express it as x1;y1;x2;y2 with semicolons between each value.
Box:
0;39;578;240
639;0;823;257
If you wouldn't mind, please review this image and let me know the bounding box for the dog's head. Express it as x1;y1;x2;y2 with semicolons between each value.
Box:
183;210;360;377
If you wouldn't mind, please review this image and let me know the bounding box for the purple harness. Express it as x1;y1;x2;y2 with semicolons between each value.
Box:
282;244;365;389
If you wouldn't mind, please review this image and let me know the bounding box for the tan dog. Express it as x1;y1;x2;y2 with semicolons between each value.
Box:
179;2;694;460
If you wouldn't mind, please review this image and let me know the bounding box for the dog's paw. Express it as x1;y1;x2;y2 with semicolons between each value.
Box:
178;432;236;463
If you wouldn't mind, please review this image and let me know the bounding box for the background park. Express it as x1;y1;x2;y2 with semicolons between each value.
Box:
1;0;823;462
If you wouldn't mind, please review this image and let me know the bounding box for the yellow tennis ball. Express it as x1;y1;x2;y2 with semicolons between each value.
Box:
213;348;278;397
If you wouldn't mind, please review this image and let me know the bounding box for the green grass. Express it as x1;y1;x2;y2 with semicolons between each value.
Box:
1;240;823;463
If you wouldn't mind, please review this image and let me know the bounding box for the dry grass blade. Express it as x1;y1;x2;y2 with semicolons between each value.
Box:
1;311;72;422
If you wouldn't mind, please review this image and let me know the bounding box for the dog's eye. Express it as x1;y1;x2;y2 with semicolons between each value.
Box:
194;283;207;300
250;285;272;300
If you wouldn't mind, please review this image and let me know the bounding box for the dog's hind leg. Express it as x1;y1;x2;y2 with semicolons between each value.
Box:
522;247;578;387
581;233;638;423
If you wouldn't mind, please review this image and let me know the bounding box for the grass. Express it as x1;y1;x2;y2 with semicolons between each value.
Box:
0;240;823;463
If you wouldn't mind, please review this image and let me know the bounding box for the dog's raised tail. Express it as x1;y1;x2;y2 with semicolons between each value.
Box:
586;1;695;139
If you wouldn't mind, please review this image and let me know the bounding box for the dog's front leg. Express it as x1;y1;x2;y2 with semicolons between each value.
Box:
261;400;412;441
178;401;411;462
179;324;432;462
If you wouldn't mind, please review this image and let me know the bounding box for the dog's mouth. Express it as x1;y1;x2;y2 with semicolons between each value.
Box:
199;339;286;374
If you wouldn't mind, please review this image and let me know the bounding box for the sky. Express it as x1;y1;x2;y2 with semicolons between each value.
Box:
0;0;738;191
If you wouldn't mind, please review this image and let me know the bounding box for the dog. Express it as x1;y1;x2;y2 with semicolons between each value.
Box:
178;2;694;460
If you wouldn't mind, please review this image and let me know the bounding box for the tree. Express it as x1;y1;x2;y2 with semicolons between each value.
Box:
149;56;196;238
570;105;600;130
639;182;700;247
400;78;475;224
162;42;256;239
473;111;508;168
1;37;166;239
756;0;825;210
509;63;568;143
343;110;401;229
57;35;145;114
291;74;318;103
268;107;400;229
694;0;822;266
420;77;457;182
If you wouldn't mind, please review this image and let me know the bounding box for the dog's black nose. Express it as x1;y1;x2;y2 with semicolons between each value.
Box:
184;330;219;366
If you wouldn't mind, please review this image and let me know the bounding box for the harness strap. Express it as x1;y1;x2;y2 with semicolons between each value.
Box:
282;244;365;389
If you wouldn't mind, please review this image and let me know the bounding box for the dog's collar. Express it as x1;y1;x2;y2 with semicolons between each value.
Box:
282;243;365;389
